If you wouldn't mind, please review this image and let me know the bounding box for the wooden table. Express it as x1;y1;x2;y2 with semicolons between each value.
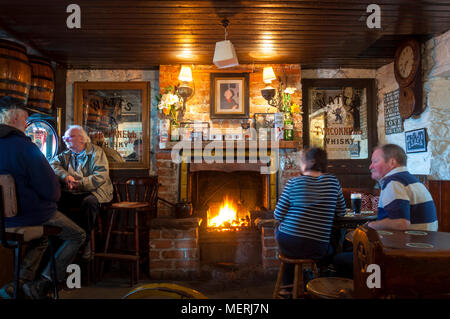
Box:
353;227;450;298
334;210;377;228
332;211;377;252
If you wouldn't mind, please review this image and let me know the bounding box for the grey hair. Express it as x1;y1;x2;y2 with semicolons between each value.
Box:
0;103;27;125
63;125;91;144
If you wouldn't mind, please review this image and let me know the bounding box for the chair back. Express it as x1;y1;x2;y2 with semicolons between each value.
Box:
0;174;18;246
113;176;159;212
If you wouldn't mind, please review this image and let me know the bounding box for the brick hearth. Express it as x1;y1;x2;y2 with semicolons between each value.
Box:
148;217;280;280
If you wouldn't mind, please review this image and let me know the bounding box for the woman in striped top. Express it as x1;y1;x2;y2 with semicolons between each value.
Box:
274;147;346;286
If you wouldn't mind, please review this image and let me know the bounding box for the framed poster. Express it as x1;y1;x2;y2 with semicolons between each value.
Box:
210;73;249;119
405;128;427;153
384;89;403;135
73;81;150;169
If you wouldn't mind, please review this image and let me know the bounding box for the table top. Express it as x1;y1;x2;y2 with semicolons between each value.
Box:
335;210;377;222
378;230;450;253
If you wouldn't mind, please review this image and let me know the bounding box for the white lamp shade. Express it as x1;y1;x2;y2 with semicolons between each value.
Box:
178;66;193;82
263;67;276;83
213;40;239;68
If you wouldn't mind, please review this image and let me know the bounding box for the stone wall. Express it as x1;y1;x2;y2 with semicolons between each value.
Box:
375;30;450;180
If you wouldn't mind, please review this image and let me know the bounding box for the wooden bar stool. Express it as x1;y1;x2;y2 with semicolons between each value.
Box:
1;174;61;299
273;254;319;299
306;277;354;299
95;177;158;286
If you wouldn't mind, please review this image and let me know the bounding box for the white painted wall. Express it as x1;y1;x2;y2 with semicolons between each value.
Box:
376;30;450;180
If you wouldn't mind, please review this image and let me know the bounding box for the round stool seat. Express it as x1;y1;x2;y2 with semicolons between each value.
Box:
111;201;150;209
278;255;318;264
306;277;354;299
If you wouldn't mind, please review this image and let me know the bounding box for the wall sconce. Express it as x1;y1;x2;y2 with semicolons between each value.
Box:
177;65;194;109
260;66;297;111
261;66;277;102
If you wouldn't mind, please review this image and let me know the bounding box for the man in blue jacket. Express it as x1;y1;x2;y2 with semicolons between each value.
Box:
0;96;85;299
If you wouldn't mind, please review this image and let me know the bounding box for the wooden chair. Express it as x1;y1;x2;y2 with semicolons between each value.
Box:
273;254;319;299
0;174;60;299
96;176;158;286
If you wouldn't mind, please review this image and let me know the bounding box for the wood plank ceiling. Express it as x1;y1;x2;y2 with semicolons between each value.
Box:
1;0;450;69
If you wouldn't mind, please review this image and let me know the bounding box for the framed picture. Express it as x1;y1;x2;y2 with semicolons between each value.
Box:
210;73;249;119
73;81;150;169
349;141;360;157
405;128;427;153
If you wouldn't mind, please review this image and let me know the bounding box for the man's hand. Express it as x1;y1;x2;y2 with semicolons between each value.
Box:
64;175;80;190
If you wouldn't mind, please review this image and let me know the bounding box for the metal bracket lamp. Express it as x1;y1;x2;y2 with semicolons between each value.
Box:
260;66;297;110
261;66;280;108
177;65;194;110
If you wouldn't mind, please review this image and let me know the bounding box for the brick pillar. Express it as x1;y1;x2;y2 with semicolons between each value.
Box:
149;218;201;279
156;151;179;217
257;219;280;275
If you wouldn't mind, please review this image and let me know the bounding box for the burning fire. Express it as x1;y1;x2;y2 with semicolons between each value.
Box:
207;196;249;230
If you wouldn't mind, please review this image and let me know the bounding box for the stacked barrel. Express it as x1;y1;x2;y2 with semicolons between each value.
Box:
27;55;54;114
0;39;54;114
0;39;31;104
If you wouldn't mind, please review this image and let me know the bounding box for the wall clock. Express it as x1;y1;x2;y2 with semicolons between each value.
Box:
394;39;420;87
399;86;415;119
394;38;422;119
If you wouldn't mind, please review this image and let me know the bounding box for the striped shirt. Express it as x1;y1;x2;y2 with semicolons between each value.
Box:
274;174;346;243
378;167;438;231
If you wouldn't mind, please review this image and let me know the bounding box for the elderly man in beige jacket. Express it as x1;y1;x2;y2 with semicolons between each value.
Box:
51;125;113;259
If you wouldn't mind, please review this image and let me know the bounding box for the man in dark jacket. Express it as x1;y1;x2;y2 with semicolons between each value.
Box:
0;96;85;299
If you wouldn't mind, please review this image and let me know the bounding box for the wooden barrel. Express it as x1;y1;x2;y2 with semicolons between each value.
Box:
27;55;54;114
0;39;31;104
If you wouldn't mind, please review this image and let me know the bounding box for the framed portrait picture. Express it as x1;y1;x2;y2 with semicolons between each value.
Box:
210;73;249;119
73;81;150;169
405;128;427;153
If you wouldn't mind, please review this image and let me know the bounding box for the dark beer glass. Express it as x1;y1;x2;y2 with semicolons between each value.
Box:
351;193;362;214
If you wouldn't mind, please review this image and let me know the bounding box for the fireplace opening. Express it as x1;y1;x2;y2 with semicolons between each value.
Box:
188;169;269;267
206;195;250;231
190;170;269;231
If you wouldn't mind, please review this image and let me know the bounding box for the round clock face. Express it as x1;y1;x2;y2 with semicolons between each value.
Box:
398;45;414;78
394;39;420;87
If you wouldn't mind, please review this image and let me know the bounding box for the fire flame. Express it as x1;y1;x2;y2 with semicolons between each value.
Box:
207;196;249;230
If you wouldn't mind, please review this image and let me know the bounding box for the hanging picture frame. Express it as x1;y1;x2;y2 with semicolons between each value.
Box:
210;73;249;119
405;128;427;153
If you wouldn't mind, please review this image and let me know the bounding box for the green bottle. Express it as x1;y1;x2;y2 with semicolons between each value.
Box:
284;113;294;141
